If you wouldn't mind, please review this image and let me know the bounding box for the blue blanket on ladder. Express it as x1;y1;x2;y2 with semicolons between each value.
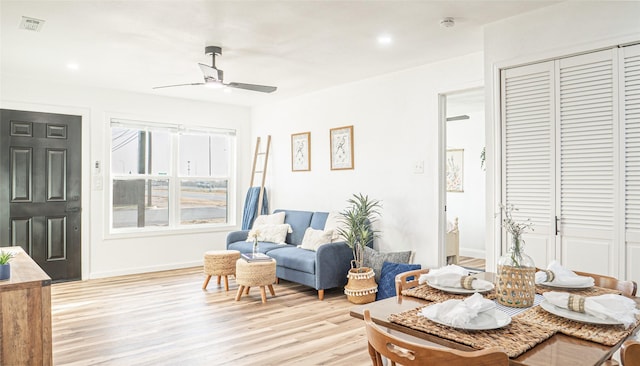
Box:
241;187;269;230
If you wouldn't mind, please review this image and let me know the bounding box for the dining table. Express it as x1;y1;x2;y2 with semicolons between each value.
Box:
349;276;640;366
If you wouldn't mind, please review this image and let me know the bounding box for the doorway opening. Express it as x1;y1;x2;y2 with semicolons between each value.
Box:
441;87;486;271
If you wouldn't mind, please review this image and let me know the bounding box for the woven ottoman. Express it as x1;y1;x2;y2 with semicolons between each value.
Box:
235;258;277;303
202;250;241;291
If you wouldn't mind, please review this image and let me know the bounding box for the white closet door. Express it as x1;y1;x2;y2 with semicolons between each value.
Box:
501;61;555;267
623;44;640;283
556;49;618;275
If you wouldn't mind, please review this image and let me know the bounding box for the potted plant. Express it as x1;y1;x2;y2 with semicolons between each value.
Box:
0;250;15;281
337;193;382;304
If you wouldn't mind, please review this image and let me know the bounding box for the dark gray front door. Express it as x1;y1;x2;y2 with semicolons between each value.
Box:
0;109;82;281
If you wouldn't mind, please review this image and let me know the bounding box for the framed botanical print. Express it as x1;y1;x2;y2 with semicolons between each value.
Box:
291;132;311;171
330;125;354;170
446;149;464;192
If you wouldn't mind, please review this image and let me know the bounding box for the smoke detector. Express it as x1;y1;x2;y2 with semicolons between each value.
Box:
19;16;45;32
440;17;455;28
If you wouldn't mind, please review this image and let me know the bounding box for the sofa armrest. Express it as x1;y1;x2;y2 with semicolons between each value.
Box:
226;230;250;248
315;241;354;290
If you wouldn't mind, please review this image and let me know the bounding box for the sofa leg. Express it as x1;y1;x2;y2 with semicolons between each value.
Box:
318;289;324;301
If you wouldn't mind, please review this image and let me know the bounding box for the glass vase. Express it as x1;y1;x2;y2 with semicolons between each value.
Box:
496;236;536;307
252;239;259;254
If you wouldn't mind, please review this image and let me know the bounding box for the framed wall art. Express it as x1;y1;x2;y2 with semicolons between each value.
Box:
291;132;311;171
330;125;354;170
446;149;464;192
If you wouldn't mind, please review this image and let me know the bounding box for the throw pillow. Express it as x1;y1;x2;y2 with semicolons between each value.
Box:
299;228;334;251
363;246;413;282
252;212;286;228
246;224;292;244
323;211;346;242
376;262;421;301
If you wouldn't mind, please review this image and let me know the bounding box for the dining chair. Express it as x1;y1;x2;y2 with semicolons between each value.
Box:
395;269;430;297
363;309;509;366
621;340;640;366
573;270;637;297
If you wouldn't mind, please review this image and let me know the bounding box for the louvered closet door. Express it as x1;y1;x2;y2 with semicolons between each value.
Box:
501;61;556;267
624;44;640;283
556;49;618;275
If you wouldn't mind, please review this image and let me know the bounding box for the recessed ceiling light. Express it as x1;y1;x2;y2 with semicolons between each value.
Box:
66;63;79;70
377;34;392;45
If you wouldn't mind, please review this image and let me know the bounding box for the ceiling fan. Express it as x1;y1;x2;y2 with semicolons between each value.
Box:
153;46;277;93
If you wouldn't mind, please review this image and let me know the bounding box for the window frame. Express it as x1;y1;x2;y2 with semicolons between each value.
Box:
107;117;237;236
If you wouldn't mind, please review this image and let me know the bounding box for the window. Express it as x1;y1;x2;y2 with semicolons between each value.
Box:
110;119;235;232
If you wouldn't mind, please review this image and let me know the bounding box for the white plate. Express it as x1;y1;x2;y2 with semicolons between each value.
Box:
424;308;511;330
539;300;622;325
427;281;494;294
538;281;593;290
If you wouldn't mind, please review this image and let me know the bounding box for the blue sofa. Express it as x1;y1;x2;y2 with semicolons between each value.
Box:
226;209;365;300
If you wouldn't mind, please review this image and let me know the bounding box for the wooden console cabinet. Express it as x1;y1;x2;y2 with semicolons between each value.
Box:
0;246;52;365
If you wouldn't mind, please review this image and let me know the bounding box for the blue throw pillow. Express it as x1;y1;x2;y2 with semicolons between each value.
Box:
376;261;421;301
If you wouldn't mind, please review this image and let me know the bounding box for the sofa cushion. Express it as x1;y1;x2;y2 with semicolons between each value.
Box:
252;212;285;227
323;211;346;242
267;246;316;274
363;246;413;282
274;209;314;245
299;228;334;251
376;262;422;301
309;212;329;230
247;224;292;244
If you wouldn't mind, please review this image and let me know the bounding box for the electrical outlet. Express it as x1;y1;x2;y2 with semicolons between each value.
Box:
413;160;424;174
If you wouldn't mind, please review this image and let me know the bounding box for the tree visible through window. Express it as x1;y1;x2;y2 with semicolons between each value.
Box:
110;121;234;231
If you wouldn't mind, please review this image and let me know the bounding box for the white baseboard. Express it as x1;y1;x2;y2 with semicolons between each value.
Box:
89;260;202;279
460;248;485;258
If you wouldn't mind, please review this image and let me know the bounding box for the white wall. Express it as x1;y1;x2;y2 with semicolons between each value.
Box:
1;75;252;278
446;110;486;258
483;1;640;278
253;52;484;269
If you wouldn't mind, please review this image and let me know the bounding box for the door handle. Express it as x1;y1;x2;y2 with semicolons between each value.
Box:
555;216;560;235
65;207;80;212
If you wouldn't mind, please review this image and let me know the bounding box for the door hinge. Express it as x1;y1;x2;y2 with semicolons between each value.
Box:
555;216;559;236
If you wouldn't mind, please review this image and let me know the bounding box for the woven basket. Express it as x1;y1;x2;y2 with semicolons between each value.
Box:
344;267;378;304
496;264;536;308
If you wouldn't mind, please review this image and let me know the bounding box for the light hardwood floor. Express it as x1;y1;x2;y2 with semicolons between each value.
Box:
51;267;372;366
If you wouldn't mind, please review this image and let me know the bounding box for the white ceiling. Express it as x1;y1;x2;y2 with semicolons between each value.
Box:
0;1;558;107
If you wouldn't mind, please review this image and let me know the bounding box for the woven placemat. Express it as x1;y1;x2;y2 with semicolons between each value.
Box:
515;306;640;346
401;284;496;302
388;306;555;358
535;285;621;296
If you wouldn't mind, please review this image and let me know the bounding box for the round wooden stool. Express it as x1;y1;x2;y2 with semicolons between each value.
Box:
202;250;241;291
235;258;276;303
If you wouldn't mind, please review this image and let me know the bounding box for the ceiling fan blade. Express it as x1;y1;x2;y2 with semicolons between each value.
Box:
153;82;206;89
226;82;277;93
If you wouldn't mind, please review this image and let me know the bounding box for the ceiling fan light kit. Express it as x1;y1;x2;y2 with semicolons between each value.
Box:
153;46;277;93
440;17;455;28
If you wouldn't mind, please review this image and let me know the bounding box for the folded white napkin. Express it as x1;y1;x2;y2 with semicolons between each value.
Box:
419;264;493;291
421;292;497;327
535;261;595;287
543;291;639;328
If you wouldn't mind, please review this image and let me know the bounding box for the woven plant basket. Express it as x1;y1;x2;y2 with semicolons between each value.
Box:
344;267;378;304
496;264;536;308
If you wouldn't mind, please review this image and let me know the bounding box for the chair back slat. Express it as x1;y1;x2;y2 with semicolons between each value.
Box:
363;310;509;366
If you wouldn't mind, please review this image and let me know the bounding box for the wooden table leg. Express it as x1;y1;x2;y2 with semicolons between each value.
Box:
268;284;275;296
217;275;221;285
202;275;212;290
245;286;250;295
223;275;229;292
260;286;267;303
235;286;245;301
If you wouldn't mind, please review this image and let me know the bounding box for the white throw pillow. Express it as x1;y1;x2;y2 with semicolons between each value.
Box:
246;224;292;244
252;212;286;228
300;228;334;251
323;211;346;242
